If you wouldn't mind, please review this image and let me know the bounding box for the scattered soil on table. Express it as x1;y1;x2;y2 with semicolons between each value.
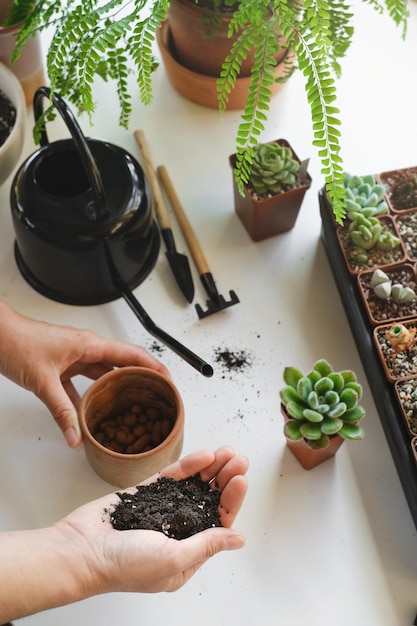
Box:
358;265;417;323
213;347;253;378
395;211;417;261
337;217;405;273
0;89;16;146
108;474;222;539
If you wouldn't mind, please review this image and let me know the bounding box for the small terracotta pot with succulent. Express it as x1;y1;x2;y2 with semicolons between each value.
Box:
357;265;417;326
229;139;312;242
279;359;365;470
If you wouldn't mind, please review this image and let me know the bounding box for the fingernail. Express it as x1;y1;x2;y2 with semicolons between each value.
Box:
64;427;80;448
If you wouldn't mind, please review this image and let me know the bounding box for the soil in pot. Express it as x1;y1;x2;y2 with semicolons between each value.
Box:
374;320;417;381
107;473;221;539
394;210;417;261
394;378;417;436
0;88;15;145
337;215;406;274
379;167;417;213
357;263;417;325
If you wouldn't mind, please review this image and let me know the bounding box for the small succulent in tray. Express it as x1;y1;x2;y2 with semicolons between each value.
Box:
344;172;388;219
280;359;365;450
248;141;301;198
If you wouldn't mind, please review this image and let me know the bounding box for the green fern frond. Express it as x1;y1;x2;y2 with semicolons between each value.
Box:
127;0;169;106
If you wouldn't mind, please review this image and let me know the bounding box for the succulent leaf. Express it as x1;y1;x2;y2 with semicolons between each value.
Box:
314;377;334;396
300;422;323;440
312;359;332;377
321;417;343;434
339;423;365;440
279;386;300;405
308;434;330;450
328;372;344;394
307;390;319;410
303;409;324;423
283;366;304;389
342;406;366;423
286;400;306;420
324;389;339;407
339;387;359;408
327;402;347;418
297;377;313;402
284;420;303;440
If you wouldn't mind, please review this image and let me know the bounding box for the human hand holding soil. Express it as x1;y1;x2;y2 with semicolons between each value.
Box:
0;447;248;622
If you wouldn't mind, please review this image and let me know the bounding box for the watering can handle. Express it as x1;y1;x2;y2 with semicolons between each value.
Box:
33;87;108;220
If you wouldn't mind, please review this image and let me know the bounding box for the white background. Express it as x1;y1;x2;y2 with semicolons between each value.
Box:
1;0;417;624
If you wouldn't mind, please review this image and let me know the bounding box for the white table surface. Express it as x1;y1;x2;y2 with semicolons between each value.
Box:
1;1;417;624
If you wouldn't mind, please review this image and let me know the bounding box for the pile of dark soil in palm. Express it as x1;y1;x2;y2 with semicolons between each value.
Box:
108;474;222;539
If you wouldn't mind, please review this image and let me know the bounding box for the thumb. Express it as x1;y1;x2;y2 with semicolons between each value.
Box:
40;385;82;448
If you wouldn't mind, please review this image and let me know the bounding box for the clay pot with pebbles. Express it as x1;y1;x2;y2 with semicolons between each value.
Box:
79;367;184;488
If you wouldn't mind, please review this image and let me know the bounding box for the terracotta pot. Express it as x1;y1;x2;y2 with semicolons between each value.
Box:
229;139;312;241
157;21;292;110
79;367;184;488
378;167;417;214
0;1;45;105
336;214;406;276
167;0;287;77
394;378;417;437
280;404;344;470
357;263;417;326
373;320;417;382
394;209;417;262
411;437;417;467
0;62;25;185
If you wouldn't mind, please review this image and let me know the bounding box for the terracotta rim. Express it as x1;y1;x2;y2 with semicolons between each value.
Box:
79;366;184;459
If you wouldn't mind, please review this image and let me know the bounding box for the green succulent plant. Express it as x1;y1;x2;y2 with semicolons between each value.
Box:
248;141;300;197
280;359;365;450
343;172;388;219
348;214;401;265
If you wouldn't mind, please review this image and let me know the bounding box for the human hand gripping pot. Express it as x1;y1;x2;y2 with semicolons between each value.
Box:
0;300;170;448
0;447;248;622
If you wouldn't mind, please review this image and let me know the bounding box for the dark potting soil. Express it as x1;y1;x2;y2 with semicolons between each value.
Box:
0;89;16;146
108;474;222;539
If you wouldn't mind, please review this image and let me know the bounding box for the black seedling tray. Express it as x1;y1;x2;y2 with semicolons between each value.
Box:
319;190;417;529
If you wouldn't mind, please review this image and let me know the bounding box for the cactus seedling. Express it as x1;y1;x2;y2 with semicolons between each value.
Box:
386;323;417;353
248;141;300;197
280;359;365;450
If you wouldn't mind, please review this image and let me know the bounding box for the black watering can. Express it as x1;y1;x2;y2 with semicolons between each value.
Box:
10;88;213;377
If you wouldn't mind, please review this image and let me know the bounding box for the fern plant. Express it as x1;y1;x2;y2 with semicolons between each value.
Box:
7;0;409;224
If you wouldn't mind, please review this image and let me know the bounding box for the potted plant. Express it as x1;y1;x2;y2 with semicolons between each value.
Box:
229;138;311;240
0;0;44;104
279;359;365;470
8;0;410;223
357;265;417;327
336;213;405;275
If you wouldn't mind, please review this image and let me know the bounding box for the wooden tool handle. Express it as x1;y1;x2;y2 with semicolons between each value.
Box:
157;165;210;275
134;130;171;230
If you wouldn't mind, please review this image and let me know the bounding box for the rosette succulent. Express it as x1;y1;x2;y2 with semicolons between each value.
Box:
249;141;300;197
344;172;388;219
280;359;365;450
